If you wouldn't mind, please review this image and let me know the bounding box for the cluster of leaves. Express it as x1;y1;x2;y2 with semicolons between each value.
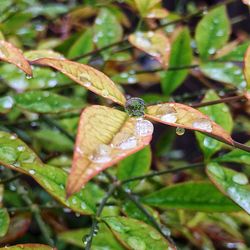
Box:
0;0;250;249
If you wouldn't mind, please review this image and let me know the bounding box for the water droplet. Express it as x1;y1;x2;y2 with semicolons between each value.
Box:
83;81;91;87
216;30;224;37
17;145;25;152
128;236;146;250
192;119;212;132
72;197;77;204
75;213;81;217
112;136;137;150
176;127;185;136
63;208;71;213
25;74;32;79
81;202;87;210
1;96;14;109
232;173;249;185
208;47;216;55
89;144;112;163
161;113;177;123
29;169;36;175
135;119;154;137
149;231;161;240
10;134;17;140
135;32;151;48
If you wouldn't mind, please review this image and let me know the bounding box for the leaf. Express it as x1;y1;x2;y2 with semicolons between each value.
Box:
195;90;233;159
146;8;168;19
117;146;151;189
24;50;64;61
31;58;126;106
207;163;250;214
128;31;171;68
134;0;161;16
200;62;247;90
67;106;153;196
244;44;250;89
14;90;83;114
58;224;125;249
0;244;56;250
145;101;233;145
0;96;15;114
195;6;230;60
0;131;99;215
0;208;10;237
0;40;32;76
160;28;192;95
103;216;175;249
141;182;240;212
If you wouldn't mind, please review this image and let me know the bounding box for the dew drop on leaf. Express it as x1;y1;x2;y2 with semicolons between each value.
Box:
176;127;185;136
17;145;25;152
192;118;212;132
160;113;177;123
127;236;146;250
25;74;32;79
135;119;154;137
232;173;249;185
112;136;137;150
28;169;36;175
89;144;112;163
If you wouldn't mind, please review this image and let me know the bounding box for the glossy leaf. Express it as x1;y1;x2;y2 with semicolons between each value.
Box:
31;58;126;106
195;6;230;59
14;90;83;114
0;244;56;250
0;208;10;237
214;141;250;165
207;163;250;214
128;31;171;68
145;102;233;145
142;182;240;212
0;131;98;215
67;106;153;196
117;146;151;189
200;62;247;90
103;216;175;249
195;90;233;159
0;96;15;114
244;44;250;89
0;40;32;76
160;28;192;95
58;224;125;249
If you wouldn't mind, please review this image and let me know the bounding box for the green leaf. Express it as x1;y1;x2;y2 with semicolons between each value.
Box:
141;182;240;212
195;90;233;159
93;8;123;58
58;223;125;249
214;141;250;165
15;90;83;114
0;244;55;250
207;163;250;214
0;96;15;114
103;216;174;249
195;6;230;59
0;131;97;215
117;146;151;189
160;28;192;95
68;29;94;63
0;208;10;237
200;62;247;90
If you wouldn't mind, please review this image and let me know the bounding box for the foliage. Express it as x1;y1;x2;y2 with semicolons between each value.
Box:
0;0;250;249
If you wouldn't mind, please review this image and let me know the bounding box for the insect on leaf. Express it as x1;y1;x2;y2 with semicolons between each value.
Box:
129;31;171;68
145;102;233;145
31;58;126;106
67;106;153;196
0;40;32;76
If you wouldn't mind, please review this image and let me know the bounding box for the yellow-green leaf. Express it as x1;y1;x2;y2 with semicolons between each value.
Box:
244;44;250;89
134;0;161;16
128;31;170;68
0;208;10;237
145;102;233;145
67;106;153;196
0;40;32;76
24;50;64;61
31;58;126;106
0;244;56;250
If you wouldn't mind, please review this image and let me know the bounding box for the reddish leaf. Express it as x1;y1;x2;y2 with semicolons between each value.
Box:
67;106;153;196
145;102;233;145
0;40;32;76
31;58;126;106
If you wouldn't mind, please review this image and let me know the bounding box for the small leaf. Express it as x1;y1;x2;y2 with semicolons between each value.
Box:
67;106;153;196
0;96;15;114
58;224;125;249
145;102;233;145
214;141;250;165
0;131;97;215
0;40;32;76
0;208;10;237
128;31;171;68
207;163;250;214
141;182;240;212
160;28;193;95
200;62;247;90
195;90;233;159
15;90;83;114
117;146;151;189
103;216;175;249
244;44;250;89
195;6;230;59
0;244;56;250
31;58;126;106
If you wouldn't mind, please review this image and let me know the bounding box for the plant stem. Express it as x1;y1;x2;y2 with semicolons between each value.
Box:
84;182;117;250
121;163;204;184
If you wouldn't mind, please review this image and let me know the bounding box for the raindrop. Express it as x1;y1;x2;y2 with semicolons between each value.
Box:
161;113;177;123
17;145;25;152
10;134;17;140
1;96;14;109
25;74;32;79
216;30;224;37
192;119;212;132
135;119;154;137
83;81;92;87
232;173;249;185
128;236;146;250
29;169;36;175
89;144;112;163
63;208;71;213
176;127;185;136
208;47;216;55
113;136;137;150
81;202;87;210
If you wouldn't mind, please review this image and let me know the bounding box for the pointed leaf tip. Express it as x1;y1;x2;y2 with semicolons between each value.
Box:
66;106;153;196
